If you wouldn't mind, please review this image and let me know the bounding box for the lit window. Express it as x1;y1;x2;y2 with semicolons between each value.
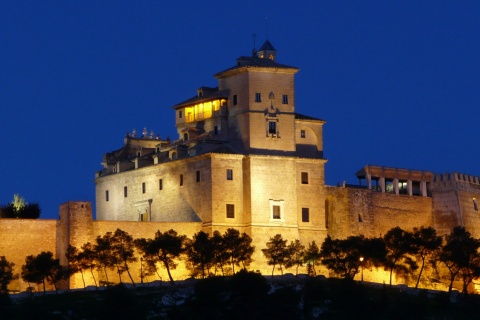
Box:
302;208;309;222
180;174;183;186
282;95;288;104
159;179;163;190
255;93;261;102
273;205;281;219
142;182;146;194
233;95;237;105
226;169;233;180
474;198;478;211
124;186;128;198
226;204;235;218
301;172;309;184
105;190;109;202
300;130;305;138
196;170;201;182
268;121;276;134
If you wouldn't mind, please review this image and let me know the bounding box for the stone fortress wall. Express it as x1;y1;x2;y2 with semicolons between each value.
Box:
3;168;480;292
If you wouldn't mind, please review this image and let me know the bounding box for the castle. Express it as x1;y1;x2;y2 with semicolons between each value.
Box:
1;40;479;291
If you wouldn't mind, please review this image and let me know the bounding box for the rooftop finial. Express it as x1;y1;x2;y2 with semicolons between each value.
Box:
265;17;268;39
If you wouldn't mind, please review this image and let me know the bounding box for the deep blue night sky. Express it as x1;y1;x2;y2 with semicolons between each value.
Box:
1;1;479;219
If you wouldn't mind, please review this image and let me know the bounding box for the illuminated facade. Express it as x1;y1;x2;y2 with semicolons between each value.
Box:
2;41;480;292
95;41;327;268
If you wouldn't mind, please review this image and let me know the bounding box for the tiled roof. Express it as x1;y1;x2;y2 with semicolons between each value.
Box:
295;113;325;122
215;56;298;77
172;89;229;109
259;39;276;51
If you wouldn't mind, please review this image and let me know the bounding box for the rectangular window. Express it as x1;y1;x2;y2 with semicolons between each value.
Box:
124;186;128;198
282;94;288;104
196;170;201;182
226;204;235;218
105;190;109;202
180;174;183;186
255;93;261;102
474;198;478;211
178;110;182;118
300;130;305;138
142;182;146;194
233;95;237;105
272;205;281;219
268;121;276;134
302;208;309;222
226;169;233;180
159;179;163;190
301;172;309;184
214;126;218;135
359;213;363;222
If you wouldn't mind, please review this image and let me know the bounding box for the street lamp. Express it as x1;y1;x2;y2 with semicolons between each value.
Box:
359;257;364;282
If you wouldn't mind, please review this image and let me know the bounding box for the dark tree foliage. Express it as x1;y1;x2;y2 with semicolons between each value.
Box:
80;242;98;287
134;237;162;282
0;256;17;293
0;203;41;219
21;251;69;293
411;226;442;288
94;232;116;284
186;231;215;278
320;235;363;280
211;230;229;275
151;229;187;284
304;241;321;276
286;239;305;276
384;227;417;285
110;228;137;286
66;245;86;288
439;226;480;294
262;234;290;276
222;228;255;274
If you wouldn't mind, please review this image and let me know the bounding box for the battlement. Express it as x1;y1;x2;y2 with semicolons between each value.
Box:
433;172;480;185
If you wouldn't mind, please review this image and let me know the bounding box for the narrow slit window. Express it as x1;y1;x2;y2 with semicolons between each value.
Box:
302;208;309;222
159;179;163;190
226;169;233;180
301;172;309;184
105;190;109;202
226;204;235;218
124;186;128;198
255;93;261;102
180;174;183;186
474;198;478;211
196;170;201;182
142;182;146;194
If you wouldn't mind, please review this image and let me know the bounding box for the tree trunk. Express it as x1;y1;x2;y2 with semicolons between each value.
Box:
389;266;394;286
415;257;426;289
90;267;98;287
103;266;109;284
271;264;276;277
160;256;175;284
42;276;46;294
80;271;86;288
124;262;136;287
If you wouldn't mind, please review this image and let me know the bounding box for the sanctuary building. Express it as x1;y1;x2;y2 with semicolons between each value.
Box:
95;40;480;269
95;40;328;259
1;40;479;292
